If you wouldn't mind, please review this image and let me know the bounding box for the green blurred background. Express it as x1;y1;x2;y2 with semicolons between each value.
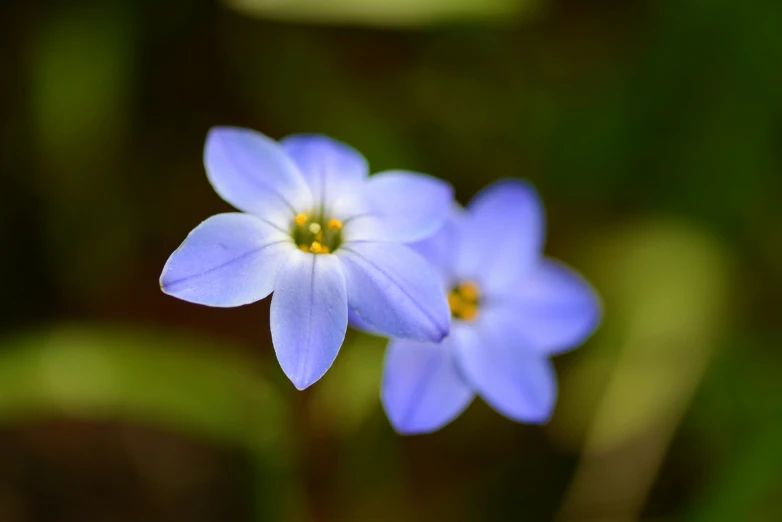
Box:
1;0;781;520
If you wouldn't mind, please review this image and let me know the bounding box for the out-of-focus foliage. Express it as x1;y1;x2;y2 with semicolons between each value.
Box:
553;219;732;452
686;344;782;522
551;219;733;520
1;0;781;519
29;5;137;298
225;0;536;27
0;326;304;521
0;326;285;450
310;333;386;437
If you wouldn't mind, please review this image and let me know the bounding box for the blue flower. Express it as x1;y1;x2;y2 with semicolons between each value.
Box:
380;180;601;434
160;127;453;389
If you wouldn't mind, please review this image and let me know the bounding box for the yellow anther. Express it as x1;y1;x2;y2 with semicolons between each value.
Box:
294;213;308;226
308;222;321;234
299;244;309;253
309;241;323;254
448;293;463;313
459;281;480;301
448;282;482;322
321;246;330;254
459;303;478;321
328;219;343;231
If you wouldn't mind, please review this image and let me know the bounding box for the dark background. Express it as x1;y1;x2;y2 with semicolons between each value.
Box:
1;0;781;520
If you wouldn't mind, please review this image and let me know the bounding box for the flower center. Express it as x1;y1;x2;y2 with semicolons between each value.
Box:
291;213;343;254
448;281;481;321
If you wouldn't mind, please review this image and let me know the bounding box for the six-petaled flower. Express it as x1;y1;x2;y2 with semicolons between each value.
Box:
160;127;453;390
380;180;602;434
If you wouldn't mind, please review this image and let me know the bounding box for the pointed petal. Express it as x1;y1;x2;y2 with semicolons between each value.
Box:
337;242;450;342
160;213;293;307
452;323;557;424
382;337;474;435
280;134;368;208
361;171;454;242
454;180;545;296
485;259;601;354
204;127;312;225
270;250;348;390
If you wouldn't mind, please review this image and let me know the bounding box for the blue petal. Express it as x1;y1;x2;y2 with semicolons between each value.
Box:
270;250;348;390
347;308;383;336
407;209;463;282
382;338;474;435
452;323;557;424
204;127;312;225
337;242;450;342
340;215;393;243
361;171;454;242
454;180;545;296
485;259;601;354
280;134;368;209
160;213;293;307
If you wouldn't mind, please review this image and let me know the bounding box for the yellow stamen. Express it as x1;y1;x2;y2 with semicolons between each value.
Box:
459;303;478;321
294;213;308;226
328;219;343;231
309;241;323;254
299;245;309;253
447;292;463;313
448;282;482;322
459;281;480;301
308;222;321;234
321;246;330;254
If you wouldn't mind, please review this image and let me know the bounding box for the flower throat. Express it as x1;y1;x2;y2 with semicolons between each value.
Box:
292;213;343;254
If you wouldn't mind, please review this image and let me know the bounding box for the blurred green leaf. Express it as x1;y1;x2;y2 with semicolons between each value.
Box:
0;325;286;454
309;332;386;436
0;324;307;521
224;0;537;27
552;218;733;451
29;5;138;299
552;219;735;521
685;339;782;522
31;5;133;173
